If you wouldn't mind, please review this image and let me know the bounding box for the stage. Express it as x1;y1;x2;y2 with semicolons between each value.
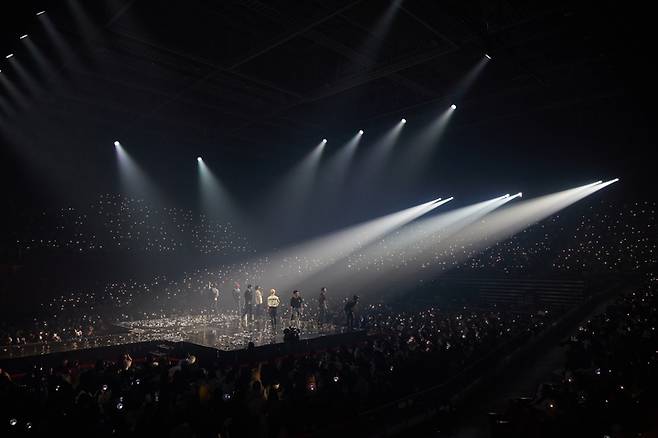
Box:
0;313;344;360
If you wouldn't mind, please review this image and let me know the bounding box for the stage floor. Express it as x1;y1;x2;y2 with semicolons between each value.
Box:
0;313;341;360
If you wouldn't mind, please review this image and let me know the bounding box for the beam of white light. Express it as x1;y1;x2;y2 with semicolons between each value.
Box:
450;104;457;110
38;12;83;71
8;57;42;97
24;38;59;85
449;55;491;103
323;130;363;186
197;158;240;223
0;72;30;109
438;179;618;257
323;194;513;291
114;141;161;201
36;11;46;16
66;0;102;43
5;54;14;59
359;118;407;180
232;197;450;291
401;105;456;170
333;181;615;297
261;139;327;234
485;54;492;60
352;0;403;71
20;35;28;40
366;180;618;292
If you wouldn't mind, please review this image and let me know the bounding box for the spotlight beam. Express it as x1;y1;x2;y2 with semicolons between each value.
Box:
229;197;450;291
114;141;163;203
322;130;363;187
0;73;30;108
258;139;328;241
197;157;241;224
371;180;618;291
399;105;456;175
324;194;513;291
38;12;83;71
8;57;42;98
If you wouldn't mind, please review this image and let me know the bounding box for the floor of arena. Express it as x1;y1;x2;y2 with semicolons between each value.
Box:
0;314;340;359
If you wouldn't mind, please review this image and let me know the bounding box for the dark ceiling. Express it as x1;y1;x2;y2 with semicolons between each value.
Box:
0;0;654;210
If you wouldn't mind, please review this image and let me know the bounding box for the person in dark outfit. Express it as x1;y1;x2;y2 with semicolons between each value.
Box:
243;284;254;326
344;295;359;329
290;290;303;328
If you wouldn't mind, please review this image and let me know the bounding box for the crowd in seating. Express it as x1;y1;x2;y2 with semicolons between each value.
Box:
1;199;655;353
1;196;656;435
10;196;656;273
13;194;251;255
344;200;656;275
491;278;657;437
1;302;551;437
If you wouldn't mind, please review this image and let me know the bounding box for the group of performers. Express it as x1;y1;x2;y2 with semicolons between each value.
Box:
207;282;360;332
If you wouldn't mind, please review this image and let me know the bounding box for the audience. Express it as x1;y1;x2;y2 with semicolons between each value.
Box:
1;302;551;437
491;277;658;437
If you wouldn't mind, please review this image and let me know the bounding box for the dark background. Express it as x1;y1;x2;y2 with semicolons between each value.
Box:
1;0;654;243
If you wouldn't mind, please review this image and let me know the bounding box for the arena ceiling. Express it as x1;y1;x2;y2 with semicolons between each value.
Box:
0;0;643;158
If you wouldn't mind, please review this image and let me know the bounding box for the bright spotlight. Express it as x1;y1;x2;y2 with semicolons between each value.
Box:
505;194;510;198
197;156;202;162
485;54;492;60
36;11;46;16
358;130;364;135
517;192;523;198
450;104;457;110
401;118;407;124
20;35;28;40
321;138;327;143
113;141;120;147
610;178;619;183
6;54;14;59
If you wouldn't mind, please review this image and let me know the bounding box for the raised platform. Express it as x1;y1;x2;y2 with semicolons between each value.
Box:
0;313;362;367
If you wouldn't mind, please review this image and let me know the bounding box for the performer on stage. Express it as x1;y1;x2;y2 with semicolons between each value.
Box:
208;282;220;314
254;285;264;321
267;288;280;332
318;287;328;327
290;290;303;328
243;284;254;326
232;282;242;316
344;295;359;330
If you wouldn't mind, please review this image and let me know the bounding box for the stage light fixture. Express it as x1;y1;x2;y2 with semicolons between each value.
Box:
36;11;46;16
113;141;120;147
20;35;28;40
6;54;14;59
485;54;492;60
401;118;407;124
321;138;327;143
197;156;202;162
358;130;364;135
450;104;457;110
